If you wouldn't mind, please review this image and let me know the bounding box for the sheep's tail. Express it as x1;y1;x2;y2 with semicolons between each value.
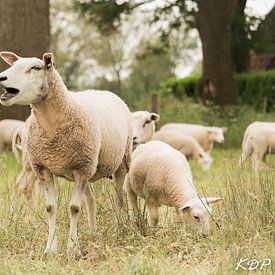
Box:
12;127;23;163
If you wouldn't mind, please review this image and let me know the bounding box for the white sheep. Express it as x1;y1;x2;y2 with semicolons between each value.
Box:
12;116;39;203
239;121;275;173
124;141;223;234
152;130;212;170
160;123;227;153
132;110;159;146
0;51;133;256
0;119;24;152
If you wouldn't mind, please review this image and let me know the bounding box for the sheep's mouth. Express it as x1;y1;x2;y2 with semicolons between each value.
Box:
1;87;20;101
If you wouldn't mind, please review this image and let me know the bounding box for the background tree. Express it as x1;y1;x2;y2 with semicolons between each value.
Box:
74;0;254;106
128;39;174;99
0;0;50;120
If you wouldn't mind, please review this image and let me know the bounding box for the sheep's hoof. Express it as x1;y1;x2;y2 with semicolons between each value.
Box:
44;238;58;255
44;246;57;256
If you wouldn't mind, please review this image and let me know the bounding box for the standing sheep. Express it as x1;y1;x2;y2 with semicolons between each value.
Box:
0;119;24;153
152;130;212;170
160;123;227;153
0;51;132;255
124;141;223;234
239;121;275;173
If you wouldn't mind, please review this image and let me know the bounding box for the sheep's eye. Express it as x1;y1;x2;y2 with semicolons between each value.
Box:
31;66;42;71
194;216;200;221
142;120;151;127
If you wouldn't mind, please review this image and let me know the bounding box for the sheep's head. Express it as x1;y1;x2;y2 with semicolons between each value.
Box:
206;127;227;143
132;111;160;146
197;152;213;171
179;197;223;235
0;52;54;106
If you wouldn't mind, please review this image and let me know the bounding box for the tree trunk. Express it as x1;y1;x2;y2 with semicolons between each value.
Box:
232;0;249;73
196;0;238;105
0;0;50;120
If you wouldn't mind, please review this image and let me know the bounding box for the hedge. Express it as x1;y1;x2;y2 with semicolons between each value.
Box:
161;70;275;110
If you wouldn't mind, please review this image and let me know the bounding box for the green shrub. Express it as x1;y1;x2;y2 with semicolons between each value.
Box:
161;70;275;110
161;74;202;100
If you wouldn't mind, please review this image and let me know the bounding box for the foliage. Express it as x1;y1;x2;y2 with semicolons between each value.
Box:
161;70;275;111
250;6;275;54
161;74;201;100
126;39;175;101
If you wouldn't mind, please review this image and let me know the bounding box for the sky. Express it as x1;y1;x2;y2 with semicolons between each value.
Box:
246;0;275;17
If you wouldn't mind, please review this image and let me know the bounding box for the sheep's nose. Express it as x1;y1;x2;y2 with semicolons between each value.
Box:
0;76;7;81
133;136;137;141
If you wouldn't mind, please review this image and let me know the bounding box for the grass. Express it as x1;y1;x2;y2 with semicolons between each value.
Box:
0;149;274;274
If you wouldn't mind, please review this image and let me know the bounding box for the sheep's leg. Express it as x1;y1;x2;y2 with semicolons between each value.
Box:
125;175;138;219
23;170;37;203
147;202;159;227
13;171;26;200
252;155;261;175
84;183;97;231
114;164;127;217
67;172;87;256
38;169;57;255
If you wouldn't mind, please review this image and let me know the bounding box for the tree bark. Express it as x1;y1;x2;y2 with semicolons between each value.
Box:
196;0;238;105
232;0;249;72
0;0;50;120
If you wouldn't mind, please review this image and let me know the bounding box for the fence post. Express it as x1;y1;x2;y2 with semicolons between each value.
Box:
151;93;158;114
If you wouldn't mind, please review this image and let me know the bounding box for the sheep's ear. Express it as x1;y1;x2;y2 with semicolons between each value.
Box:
203;197;224;205
0;51;21;66
179;204;191;212
43;53;55;70
16;144;23;152
222;127;228;133
150;113;160;122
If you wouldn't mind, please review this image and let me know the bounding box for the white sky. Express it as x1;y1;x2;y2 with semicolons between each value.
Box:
246;0;275;17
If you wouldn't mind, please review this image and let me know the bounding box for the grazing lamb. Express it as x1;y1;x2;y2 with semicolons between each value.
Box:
124;141;223;234
132;111;159;146
152;130;212;170
239;121;275;173
160;123;227;153
0;119;24;152
12;116;39;203
0;51;132;255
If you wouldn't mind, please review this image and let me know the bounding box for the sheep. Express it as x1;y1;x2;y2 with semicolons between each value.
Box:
160;123;227;153
132;110;159;146
239;121;275;173
124;141;223;234
152;130;212;170
12;116;39;203
0;119;24;153
0;51;133;256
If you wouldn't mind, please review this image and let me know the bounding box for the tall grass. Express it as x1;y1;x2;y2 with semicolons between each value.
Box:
0;148;274;274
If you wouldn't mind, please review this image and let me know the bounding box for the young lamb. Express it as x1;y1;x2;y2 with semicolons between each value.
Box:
132;110;159;146
12;116;39;203
0;119;24;152
152;130;212;170
0;51;133;255
124;141;223;234
160;123;227;153
239;121;275;173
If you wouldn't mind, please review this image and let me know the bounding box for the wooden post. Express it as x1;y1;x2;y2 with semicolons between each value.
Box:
151;93;158;114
